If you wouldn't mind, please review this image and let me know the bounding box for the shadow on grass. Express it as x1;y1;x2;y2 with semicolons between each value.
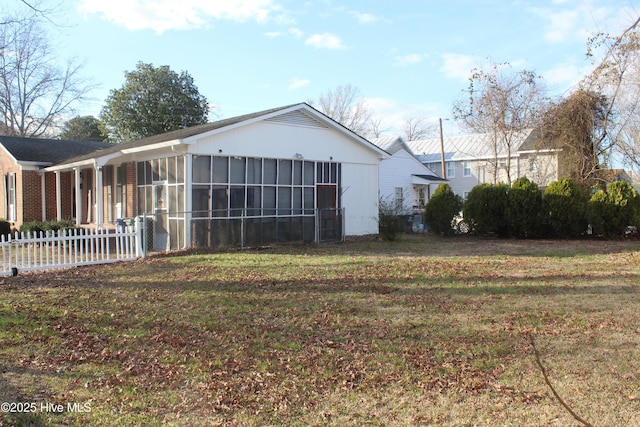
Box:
0;366;66;427
23;264;639;298
148;234;640;259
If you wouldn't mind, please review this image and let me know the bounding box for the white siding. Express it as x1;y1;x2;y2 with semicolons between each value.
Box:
342;163;379;235
189;119;384;237
190;121;380;165
379;149;435;211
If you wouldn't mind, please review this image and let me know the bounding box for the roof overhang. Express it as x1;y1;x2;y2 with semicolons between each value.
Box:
412;175;446;185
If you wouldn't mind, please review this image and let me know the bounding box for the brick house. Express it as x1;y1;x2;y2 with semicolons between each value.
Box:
0;136;112;228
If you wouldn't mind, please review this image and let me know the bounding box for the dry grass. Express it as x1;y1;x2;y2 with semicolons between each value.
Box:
1;235;639;426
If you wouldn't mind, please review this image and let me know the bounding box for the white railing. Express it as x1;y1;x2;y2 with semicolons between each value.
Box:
0;219;145;276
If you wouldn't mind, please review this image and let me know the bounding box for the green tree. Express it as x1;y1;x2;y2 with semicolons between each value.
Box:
587;181;640;237
100;62;209;142
542;179;587;238
59;116;106;141
424;183;463;235
507;177;542;238
463;183;510;236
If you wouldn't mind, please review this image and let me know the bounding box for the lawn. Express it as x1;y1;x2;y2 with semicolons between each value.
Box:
1;235;639;426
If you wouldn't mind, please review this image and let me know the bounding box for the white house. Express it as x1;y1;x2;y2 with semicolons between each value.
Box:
372;135;445;213
407;130;558;198
43;103;389;250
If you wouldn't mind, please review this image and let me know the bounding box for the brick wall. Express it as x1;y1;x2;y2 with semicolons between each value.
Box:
60;172;73;219
44;172;57;220
21;170;42;223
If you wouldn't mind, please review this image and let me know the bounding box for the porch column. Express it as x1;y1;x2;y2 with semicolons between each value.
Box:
95;165;104;228
75;168;82;226
55;172;62;221
183;154;192;248
41;173;46;221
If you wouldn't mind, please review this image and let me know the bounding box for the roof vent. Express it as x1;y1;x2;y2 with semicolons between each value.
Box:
265;110;328;129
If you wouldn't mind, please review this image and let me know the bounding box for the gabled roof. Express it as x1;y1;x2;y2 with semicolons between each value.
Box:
371;135;405;154
371;135;424;162
49;103;388;170
0;136;112;166
407;129;536;163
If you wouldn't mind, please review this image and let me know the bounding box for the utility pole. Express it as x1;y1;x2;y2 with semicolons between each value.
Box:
439;118;446;179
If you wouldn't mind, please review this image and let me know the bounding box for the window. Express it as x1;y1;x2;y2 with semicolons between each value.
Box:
446;161;455;178
463;161;471;177
394;187;403;211
5;173;16;222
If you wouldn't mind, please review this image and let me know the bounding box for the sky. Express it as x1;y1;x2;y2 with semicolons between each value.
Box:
9;0;640;137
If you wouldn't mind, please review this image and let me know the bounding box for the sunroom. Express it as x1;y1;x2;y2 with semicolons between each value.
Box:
45;103;389;251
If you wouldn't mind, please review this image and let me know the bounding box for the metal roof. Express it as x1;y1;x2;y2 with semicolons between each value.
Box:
407;129;535;163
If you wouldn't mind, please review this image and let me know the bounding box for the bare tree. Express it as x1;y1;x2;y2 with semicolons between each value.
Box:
453;61;547;185
368;115;389;138
582;15;640;174
308;84;373;137
0;11;90;137
540;89;610;187
401;114;433;141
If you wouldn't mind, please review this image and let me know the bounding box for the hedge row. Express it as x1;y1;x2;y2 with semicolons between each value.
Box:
19;219;77;235
424;178;640;238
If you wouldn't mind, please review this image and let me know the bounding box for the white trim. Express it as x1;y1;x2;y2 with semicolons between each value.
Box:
55;172;62;221
41;173;46;221
74;168;82;226
96;166;104;227
120;140;181;154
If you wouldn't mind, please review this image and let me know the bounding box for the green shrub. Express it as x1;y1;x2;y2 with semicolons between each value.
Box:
378;197;406;241
463;183;510;236
424;183;463;235
543;179;587;238
507;177;543;238
587;181;640;237
20;219;77;235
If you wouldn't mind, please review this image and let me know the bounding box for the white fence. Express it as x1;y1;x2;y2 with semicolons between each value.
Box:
0;220;145;276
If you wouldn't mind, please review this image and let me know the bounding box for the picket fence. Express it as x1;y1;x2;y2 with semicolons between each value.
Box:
0;225;144;276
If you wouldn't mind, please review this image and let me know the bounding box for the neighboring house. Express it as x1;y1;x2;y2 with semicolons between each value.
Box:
594;169;633;186
0;136;112;226
407;129;559;198
36;103;388;250
372;135;445;213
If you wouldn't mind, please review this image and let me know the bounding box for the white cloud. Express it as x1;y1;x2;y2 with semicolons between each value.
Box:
543;60;595;92
365;97;445;137
288;78;310;90
264;31;282;38
78;0;279;33
288;27;304;38
440;53;479;81
304;33;346;49
350;11;383;24
528;3;614;44
394;53;427;67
